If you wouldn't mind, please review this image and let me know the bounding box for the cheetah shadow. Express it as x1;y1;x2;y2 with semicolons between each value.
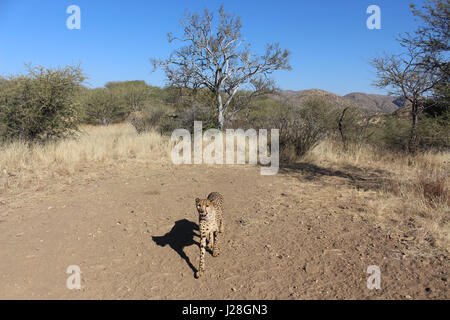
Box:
152;219;202;274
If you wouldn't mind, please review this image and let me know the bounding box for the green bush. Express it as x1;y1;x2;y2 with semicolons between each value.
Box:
415;113;450;151
334;106;375;149
141;88;219;135
157;114;181;135
127;103;217;136
257;97;339;162
0;65;85;142
82;88;128;125
128;106;168;134
105;81;149;112
379;117;411;152
80;81;177;128
376;112;449;152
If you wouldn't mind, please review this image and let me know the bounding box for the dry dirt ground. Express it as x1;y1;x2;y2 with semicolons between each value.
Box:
0;162;448;299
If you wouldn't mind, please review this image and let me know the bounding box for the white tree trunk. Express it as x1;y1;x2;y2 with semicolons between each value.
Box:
217;93;224;130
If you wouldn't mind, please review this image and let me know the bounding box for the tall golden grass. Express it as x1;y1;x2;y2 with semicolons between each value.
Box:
307;140;448;172
307;140;449;251
0;123;172;192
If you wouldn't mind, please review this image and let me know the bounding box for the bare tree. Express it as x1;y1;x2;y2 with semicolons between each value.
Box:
400;0;449;97
406;0;449;71
151;6;291;129
371;43;439;152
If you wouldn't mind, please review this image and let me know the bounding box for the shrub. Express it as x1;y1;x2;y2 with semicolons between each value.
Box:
137;88;220;135
265;97;339;162
415;113;450;151
0;65;85;142
380;117;411;152
105;80;150;112
82;88;128;125
335;106;374;149
128;106;168;134
158;114;181;135
379;114;449;152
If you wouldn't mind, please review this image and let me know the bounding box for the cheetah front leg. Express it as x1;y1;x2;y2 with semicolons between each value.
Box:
208;232;214;251
195;236;206;278
212;231;220;257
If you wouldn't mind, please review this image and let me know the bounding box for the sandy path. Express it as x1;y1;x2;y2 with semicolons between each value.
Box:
0;163;448;299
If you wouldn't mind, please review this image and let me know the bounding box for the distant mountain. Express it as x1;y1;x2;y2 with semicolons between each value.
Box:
344;92;406;113
274;89;349;108
273;89;405;113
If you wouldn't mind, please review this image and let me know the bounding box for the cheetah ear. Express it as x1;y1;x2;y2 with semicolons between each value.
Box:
195;198;200;204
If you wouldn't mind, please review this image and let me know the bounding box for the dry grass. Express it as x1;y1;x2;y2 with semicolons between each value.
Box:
306;140;448;172
307;140;450;251
0;124;261;193
0;123;172;193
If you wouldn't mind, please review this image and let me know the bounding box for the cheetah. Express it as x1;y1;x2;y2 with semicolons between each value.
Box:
194;192;224;278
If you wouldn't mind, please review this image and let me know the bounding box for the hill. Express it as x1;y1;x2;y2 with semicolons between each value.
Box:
273;89;405;113
344;92;406;113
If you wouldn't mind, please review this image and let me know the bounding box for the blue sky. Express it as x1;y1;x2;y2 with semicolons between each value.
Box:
0;0;425;95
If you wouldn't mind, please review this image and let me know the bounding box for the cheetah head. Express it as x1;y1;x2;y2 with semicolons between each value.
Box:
195;198;214;217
